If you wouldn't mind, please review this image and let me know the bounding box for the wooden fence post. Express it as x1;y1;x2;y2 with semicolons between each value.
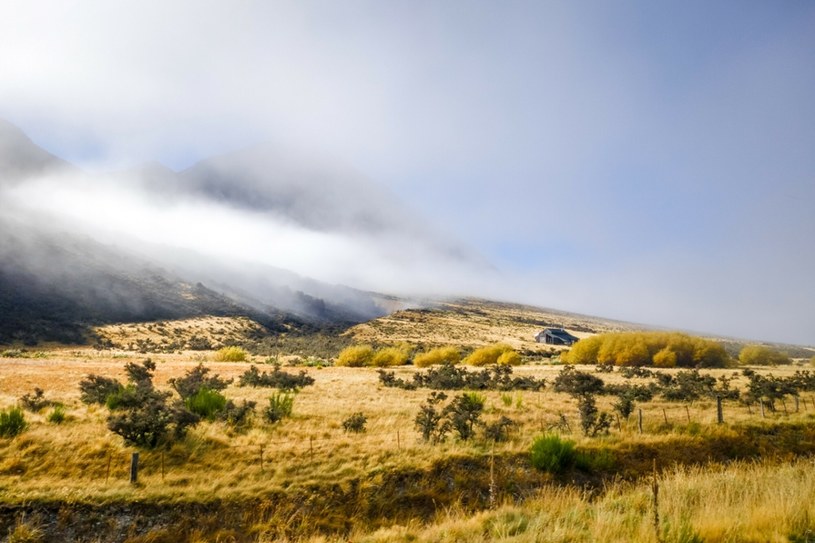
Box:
130;452;139;484
259;445;264;472
716;396;723;424
781;398;788;416
662;408;668;425
638;409;643;434
760;399;766;418
489;442;496;509
685;405;691;424
397;430;401;450
795;396;800;413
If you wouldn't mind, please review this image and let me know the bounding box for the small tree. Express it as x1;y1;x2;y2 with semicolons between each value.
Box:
739;345;792;366
444;392;485;440
415;392;450;443
413;346;461;367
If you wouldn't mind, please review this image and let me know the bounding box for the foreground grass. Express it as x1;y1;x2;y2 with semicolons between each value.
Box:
341;458;815;543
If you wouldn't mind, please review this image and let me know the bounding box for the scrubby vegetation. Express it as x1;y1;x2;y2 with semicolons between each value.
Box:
379;363;546;391
564;331;729;367
336;344;375;367
530;433;577;473
238;364;315;389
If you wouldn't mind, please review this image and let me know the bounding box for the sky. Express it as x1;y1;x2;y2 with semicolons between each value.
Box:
0;1;814;345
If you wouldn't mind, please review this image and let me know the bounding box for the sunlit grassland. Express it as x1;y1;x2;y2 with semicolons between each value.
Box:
1;348;814;509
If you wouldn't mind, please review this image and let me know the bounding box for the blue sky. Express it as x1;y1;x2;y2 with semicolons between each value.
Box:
1;1;813;344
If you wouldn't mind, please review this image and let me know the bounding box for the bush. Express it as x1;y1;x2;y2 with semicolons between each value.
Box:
530;434;576;473
0;406;27;437
238;364;315;389
483;416;515;442
185;388;228;420
372;346;411;367
214;346;247;362
739;345;792;366
108;398;199;448
414;346;461;368
463;344;515;366
47;404;67;424
342;412;367;433
221;399;256;429
336;345;374;367
577;395;612;436
79;375;123;405
169;364;232;399
264;392;294;423
553;365;605;396
19;388;52;412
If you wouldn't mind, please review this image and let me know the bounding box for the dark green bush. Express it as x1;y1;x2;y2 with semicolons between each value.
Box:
444;392;485;440
415;392;450;443
342;412;367;433
483;416;515;442
380;363;544;392
19;388;52;412
79;375;123;405
169;364;232;400
553;365;605;396
239;365;315;389
220;399;256;429
530;434;576;473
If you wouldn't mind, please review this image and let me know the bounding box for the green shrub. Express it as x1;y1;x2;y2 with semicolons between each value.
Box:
414;346;461;367
415;392;450;443
530;433;576;473
185;387;227;420
214;346;247;362
0;407;27;437
483;416;515;442
342;412;367;433
336;345;374;367
47;404;67;424
264;392;294;423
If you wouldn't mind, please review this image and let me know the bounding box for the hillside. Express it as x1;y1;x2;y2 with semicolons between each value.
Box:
345;298;639;351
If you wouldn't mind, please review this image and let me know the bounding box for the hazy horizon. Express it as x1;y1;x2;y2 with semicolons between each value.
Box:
1;1;813;345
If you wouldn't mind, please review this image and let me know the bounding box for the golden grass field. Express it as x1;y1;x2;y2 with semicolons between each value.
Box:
2;343;815;541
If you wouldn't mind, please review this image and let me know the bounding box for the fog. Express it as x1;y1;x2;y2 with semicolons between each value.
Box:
1;2;814;344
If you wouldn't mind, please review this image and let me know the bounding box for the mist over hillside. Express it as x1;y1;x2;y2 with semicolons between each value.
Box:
0;120;488;344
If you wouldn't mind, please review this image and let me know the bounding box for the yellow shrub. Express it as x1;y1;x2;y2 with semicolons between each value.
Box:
497;350;522;366
336;345;374;367
653;347;677;368
213;346;247;362
413;346;461;368
739;345;792;366
463;343;514;366
372;346;410;367
563;335;601;364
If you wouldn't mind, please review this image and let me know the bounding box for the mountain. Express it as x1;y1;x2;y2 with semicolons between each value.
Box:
0;119;71;183
2;121;480;344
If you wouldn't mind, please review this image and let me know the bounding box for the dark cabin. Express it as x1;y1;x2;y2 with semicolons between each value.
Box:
535;328;579;346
